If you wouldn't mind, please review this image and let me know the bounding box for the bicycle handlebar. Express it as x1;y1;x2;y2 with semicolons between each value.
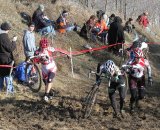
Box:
88;69;107;78
29;54;48;60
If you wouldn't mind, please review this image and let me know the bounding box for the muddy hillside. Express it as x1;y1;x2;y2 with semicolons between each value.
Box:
0;0;160;130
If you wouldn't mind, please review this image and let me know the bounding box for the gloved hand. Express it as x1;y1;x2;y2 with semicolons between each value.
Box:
121;64;132;74
12;36;17;42
148;77;153;87
34;50;39;56
111;74;119;82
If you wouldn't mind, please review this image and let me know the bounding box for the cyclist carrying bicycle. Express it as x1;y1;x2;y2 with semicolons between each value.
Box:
96;60;126;117
34;38;69;102
123;48;153;113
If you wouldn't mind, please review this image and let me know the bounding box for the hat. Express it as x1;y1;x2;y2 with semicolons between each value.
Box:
110;14;115;17
62;10;68;14
62;10;68;17
39;4;44;11
1;22;11;31
28;22;35;27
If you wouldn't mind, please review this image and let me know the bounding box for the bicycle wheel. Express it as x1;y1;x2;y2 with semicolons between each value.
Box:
25;63;42;93
83;84;99;118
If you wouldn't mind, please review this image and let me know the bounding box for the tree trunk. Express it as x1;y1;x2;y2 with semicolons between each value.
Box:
105;0;107;12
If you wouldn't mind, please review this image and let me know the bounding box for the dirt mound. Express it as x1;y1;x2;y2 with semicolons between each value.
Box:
0;89;160;130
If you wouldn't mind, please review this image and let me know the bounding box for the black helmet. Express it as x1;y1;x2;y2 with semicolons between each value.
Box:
1;22;11;31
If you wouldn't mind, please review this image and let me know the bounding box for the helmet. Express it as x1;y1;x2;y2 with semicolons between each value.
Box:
105;60;116;75
133;48;144;58
140;42;148;50
39;38;48;48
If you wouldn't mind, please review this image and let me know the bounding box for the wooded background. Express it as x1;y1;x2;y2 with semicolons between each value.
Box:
76;0;160;27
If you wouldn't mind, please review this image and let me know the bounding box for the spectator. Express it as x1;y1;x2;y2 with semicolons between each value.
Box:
96;10;105;20
107;16;125;54
124;18;134;33
139;12;149;28
103;14;108;27
93;15;108;43
0;22;17;91
80;15;97;39
32;4;56;35
56;10;77;33
23;22;36;61
90;13;108;43
106;14;116;28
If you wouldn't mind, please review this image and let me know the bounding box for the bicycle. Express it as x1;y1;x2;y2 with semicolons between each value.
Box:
25;55;42;93
83;68;129;118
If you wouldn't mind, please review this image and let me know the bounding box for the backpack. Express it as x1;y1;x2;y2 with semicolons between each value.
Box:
20;12;31;25
15;62;27;83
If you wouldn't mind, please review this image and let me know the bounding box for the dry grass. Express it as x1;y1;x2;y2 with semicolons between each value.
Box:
0;0;160;130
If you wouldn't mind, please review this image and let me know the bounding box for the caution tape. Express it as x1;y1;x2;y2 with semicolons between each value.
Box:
0;65;16;68
55;42;124;56
0;42;159;68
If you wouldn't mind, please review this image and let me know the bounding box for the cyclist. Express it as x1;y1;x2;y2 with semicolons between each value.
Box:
123;48;153;113
35;38;69;102
96;60;126;117
125;39;149;64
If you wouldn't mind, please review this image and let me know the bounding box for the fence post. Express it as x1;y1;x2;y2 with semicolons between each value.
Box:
70;47;74;78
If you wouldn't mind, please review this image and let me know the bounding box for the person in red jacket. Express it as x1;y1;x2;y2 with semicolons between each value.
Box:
139;12;149;28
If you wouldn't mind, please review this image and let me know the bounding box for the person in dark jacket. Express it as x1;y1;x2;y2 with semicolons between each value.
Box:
124;18;134;33
0;22;17;91
106;14;116;28
32;4;44;30
32;4;55;35
107;16;125;55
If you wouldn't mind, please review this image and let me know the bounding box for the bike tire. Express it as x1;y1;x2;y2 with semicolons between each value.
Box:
25;63;42;93
83;84;99;118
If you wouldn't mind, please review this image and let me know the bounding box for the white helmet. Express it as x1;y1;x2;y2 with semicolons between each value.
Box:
140;42;148;50
105;60;116;75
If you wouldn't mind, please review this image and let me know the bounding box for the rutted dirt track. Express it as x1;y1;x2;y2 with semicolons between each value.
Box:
0;77;160;130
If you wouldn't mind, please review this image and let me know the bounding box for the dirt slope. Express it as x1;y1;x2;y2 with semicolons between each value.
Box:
0;0;160;130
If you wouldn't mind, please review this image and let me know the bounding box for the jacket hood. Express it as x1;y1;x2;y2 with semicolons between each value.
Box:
114;16;122;23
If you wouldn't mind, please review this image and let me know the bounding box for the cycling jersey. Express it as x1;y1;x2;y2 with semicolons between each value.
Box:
97;62;124;85
36;47;57;79
129;58;151;78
